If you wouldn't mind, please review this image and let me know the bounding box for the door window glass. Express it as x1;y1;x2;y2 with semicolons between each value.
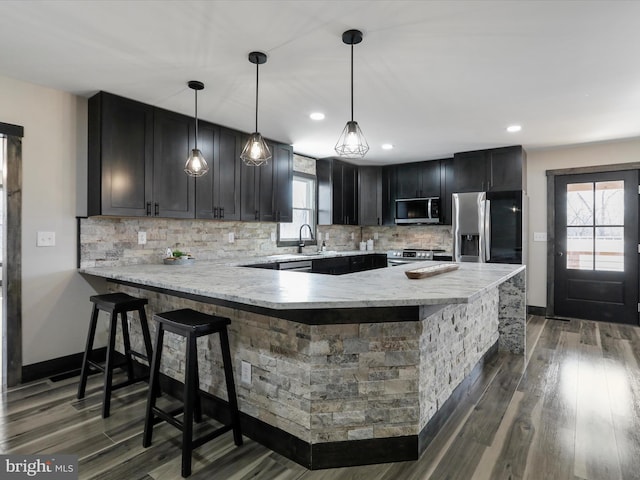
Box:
565;180;624;272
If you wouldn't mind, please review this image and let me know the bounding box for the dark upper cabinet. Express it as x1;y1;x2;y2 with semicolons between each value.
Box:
454;145;525;192
381;166;397;225
272;143;293;223
88;92;153;216
440;158;454;225
239;139;293;222
152;108;195;218
317;158;358;226
395;160;441;199
358;166;382;226
196;125;241;220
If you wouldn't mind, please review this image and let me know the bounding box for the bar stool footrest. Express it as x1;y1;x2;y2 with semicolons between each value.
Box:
191;425;233;450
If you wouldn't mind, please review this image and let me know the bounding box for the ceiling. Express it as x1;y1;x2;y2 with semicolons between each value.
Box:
1;0;639;165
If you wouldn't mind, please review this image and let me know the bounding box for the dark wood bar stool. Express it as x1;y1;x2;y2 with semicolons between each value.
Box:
142;308;243;478
77;292;154;418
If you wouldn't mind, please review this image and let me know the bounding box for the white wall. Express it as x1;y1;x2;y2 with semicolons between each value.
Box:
0;74;103;365
526;138;640;308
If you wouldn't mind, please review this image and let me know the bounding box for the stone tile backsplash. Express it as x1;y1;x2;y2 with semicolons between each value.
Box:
79;217;452;269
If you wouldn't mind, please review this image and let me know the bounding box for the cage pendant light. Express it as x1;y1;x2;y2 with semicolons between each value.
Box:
335;29;369;158
184;80;209;177
241;51;271;166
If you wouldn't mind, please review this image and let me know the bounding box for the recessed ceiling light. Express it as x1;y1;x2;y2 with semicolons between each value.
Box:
506;125;522;133
309;112;325;121
381;143;394;150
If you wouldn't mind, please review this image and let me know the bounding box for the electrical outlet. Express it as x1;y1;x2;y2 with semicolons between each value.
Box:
36;231;55;247
241;360;251;384
271;232;276;242
351;232;355;240
374;232;379;240
138;231;147;245
228;232;235;243
533;232;547;242
325;232;329;241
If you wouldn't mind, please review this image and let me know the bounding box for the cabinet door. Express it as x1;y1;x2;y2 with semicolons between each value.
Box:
90;92;153;216
454;151;487;192
317;159;332;225
395;163;421;198
331;161;345;224
194;122;218;219
488;146;523;191
342;162;358;225
216;127;241;220
258;146;276;222
440;158;454;225
359;166;382;225
272;143;293;223
419;160;441;197
381;166;397;225
153;108;195;218
239;153;260;221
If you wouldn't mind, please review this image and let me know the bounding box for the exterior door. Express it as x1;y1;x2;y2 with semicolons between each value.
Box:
554;170;638;324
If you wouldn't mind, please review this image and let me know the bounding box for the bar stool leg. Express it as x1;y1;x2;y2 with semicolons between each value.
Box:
143;324;165;448
219;327;243;446
102;311;118;418
77;304;99;399
182;333;197;478
120;312;135;381
193;354;202;423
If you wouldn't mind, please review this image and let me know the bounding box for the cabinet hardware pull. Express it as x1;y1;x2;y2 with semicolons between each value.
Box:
146;202;151;216
255;210;259;220
154;203;159;216
220;207;224;219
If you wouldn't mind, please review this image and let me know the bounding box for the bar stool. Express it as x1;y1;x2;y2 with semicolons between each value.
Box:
142;308;242;478
77;292;154;418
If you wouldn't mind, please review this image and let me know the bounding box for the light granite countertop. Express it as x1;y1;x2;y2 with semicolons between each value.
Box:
80;251;524;310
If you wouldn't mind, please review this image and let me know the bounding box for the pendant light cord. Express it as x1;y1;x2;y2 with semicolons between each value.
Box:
255;61;259;132
350;43;354;122
194;88;199;150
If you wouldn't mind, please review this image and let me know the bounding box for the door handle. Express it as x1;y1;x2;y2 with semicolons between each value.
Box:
213;207;219;218
220;207;224;219
154;203;159;216
146;202;151;216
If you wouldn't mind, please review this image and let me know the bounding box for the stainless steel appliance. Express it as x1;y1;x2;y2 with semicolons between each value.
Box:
452;191;526;264
387;248;447;266
395;197;440;224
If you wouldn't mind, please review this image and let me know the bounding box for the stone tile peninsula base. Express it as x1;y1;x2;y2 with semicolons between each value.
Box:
102;269;525;469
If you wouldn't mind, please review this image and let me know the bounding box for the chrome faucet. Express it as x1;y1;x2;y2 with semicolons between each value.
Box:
298;224;314;253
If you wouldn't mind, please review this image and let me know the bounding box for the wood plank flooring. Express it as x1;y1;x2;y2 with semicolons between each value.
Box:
1;316;639;480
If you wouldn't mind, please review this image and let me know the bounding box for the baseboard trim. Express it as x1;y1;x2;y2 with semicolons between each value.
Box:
527;305;547;316
22;347;107;384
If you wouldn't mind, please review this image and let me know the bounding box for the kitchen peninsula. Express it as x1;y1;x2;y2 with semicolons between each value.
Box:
80;255;525;469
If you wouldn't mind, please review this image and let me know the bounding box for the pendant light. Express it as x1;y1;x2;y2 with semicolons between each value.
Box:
241;51;271;166
335;29;369;158
184;80;209;177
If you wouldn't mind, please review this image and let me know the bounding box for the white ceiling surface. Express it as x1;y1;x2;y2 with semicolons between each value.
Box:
1;1;640;165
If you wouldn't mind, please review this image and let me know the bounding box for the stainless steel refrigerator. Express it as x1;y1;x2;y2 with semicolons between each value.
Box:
452;191;527;264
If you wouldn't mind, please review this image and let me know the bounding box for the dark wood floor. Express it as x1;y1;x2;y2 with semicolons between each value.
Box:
1;316;639;480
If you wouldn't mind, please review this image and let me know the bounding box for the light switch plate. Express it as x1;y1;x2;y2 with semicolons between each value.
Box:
138;231;147;245
271;232;276;242
228;232;235;243
374;232;379;240
533;232;547;242
36;231;55;247
325;232;329;241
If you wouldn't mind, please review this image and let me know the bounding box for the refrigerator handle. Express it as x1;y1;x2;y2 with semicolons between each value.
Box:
484;199;491;262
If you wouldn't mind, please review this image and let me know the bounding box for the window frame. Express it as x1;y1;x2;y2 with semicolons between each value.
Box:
277;172;317;247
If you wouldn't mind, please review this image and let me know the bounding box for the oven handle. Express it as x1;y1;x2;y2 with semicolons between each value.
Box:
387;259;414;266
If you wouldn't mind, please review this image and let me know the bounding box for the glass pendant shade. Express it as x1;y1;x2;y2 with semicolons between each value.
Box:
184;80;209;177
240;132;271;166
184;148;208;177
335;120;369;158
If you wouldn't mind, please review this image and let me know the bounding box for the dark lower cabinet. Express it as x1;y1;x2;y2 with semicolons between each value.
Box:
312;254;387;275
196;126;241;220
152;108;195;218
88;92;154;216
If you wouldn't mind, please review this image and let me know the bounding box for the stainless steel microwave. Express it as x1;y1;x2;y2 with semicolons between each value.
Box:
395;197;441;224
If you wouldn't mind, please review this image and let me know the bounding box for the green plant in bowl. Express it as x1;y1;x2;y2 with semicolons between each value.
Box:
172;250;186;258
